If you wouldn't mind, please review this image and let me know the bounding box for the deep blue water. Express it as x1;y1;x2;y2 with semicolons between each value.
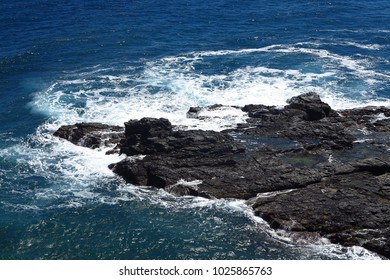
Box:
0;0;389;259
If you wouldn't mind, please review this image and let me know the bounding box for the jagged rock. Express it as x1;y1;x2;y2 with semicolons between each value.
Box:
163;181;212;198
250;170;390;258
110;118;249;197
54;92;390;259
120;118;245;157
186;106;202;118
286;92;332;121
231;92;356;150
53;123;124;149
124;117;172;139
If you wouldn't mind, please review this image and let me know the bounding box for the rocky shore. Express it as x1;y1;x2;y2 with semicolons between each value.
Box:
54;92;390;259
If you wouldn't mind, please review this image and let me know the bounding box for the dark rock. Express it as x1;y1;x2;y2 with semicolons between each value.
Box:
165;182;212;198
230;94;356;150
350;157;390;175
124;117;172;139
187;106;202;118
54;92;390;258
286;92;332;121
110;117;250;197
328;227;390;259
120;118;245;157
250;169;390;258
53;123;124;149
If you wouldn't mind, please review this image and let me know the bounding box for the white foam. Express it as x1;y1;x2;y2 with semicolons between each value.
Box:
371;113;390;122
23;43;390;208
16;44;390;259
186;43;376;72
254;189;297;199
20;44;390;194
5;130;383;260
112;186;383;259
172;179;203;188
341;41;382;50
187;197;382;260
320;28;390;34
30;43;390;137
1;121;126;210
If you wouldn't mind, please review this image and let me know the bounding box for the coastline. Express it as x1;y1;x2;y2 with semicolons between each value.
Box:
54;92;390;259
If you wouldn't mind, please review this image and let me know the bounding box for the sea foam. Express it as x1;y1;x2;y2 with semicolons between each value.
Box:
22;42;390;206
7;43;388;259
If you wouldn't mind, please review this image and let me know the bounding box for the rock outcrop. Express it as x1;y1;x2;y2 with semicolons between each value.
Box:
54;92;390;259
54;122;124;150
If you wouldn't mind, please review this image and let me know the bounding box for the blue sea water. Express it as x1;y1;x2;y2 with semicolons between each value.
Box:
0;0;389;259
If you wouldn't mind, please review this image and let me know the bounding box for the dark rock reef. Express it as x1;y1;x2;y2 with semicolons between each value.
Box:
53;122;124;150
54;92;390;259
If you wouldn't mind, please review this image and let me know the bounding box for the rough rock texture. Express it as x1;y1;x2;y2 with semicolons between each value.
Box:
54;123;124;150
286;92;331;120
236;92;356;150
54;92;390;259
251;157;390;258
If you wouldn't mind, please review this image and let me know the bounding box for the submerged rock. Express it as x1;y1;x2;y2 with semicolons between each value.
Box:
54;92;390;259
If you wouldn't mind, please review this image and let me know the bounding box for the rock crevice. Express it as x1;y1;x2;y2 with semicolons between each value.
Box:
54;92;390;259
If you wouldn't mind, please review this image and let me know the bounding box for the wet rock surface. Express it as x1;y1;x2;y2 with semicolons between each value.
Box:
54;92;390;259
54;122;124;150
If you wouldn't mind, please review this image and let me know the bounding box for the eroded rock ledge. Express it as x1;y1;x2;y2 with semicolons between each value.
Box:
54;92;390;259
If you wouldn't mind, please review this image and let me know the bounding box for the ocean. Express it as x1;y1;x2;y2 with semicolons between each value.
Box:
0;0;389;259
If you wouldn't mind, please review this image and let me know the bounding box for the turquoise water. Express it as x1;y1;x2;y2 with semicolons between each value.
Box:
0;0;389;259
